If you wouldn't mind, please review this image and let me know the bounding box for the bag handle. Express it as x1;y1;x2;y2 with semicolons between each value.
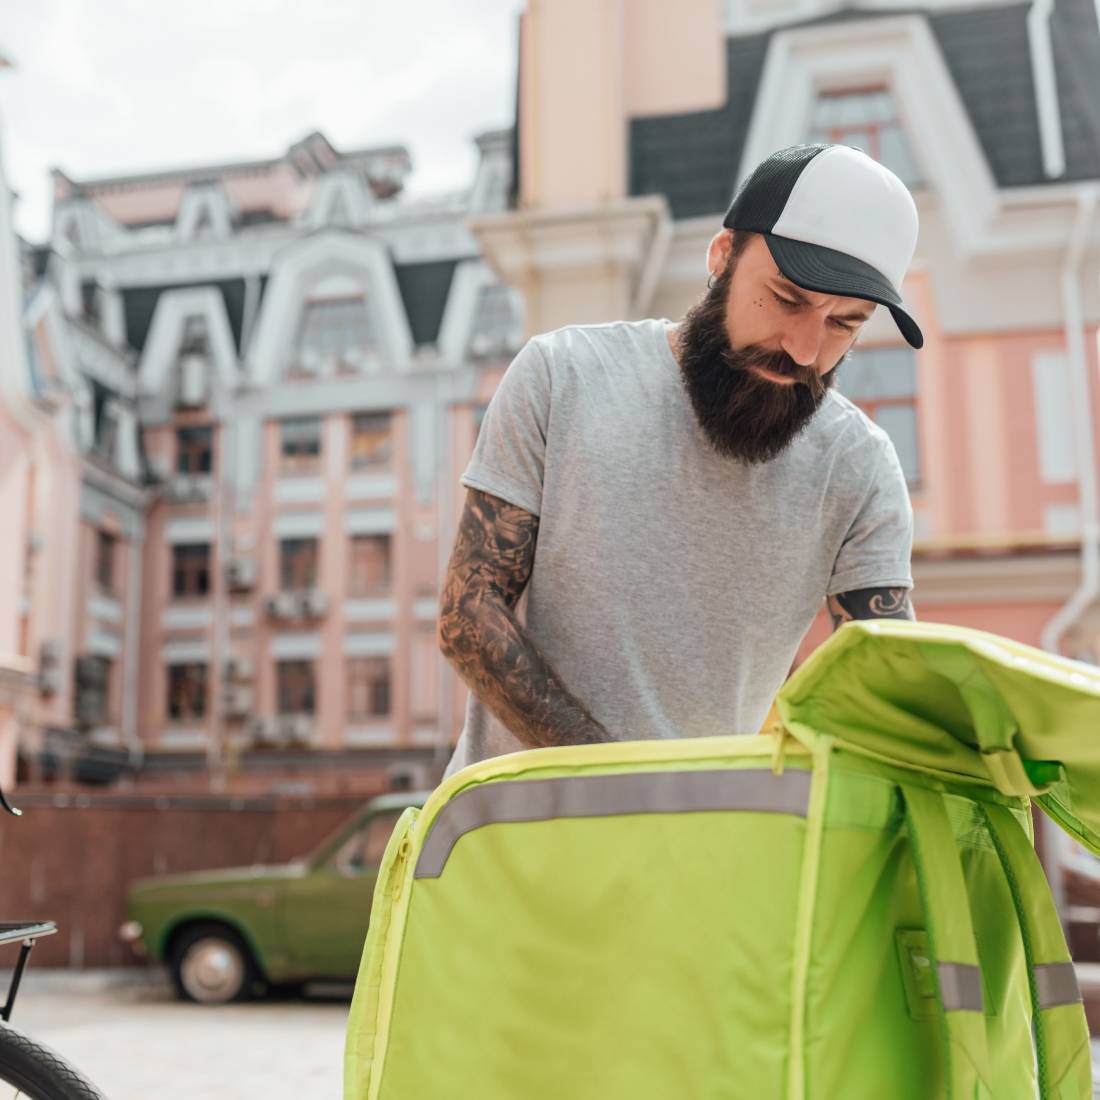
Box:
900;785;992;1100
980;802;1092;1100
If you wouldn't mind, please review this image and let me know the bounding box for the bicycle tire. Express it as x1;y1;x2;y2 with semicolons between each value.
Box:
0;1022;105;1100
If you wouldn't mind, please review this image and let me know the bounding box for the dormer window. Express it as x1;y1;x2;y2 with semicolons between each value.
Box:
467;283;522;359
294;296;377;374
96;404;119;462
176;317;209;408
809;88;922;189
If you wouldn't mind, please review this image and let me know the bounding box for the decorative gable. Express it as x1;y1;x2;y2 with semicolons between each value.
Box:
176;183;234;241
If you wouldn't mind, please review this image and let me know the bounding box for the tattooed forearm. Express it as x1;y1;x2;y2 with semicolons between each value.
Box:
438;489;611;750
827;587;915;631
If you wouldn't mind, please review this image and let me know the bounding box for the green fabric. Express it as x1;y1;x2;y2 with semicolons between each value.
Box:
345;622;1097;1099
777;620;1100;853
344;806;418;1100
900;784;991;1099
982;803;1092;1100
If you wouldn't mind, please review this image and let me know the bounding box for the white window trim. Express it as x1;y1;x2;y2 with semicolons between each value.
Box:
247;231;414;384
738;16;998;260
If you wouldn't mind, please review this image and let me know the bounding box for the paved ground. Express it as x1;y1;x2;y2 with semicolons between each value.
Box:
0;968;352;1099
3;968;1100;1098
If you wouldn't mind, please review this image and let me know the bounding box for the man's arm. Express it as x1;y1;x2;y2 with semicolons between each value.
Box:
827;587;915;630
438;488;611;749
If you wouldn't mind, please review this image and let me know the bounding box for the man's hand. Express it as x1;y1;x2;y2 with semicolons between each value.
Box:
827;587;915;631
438;488;612;749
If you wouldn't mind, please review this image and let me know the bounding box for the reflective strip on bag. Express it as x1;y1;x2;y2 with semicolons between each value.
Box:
937;962;984;1012
415;768;812;879
1034;962;1082;1009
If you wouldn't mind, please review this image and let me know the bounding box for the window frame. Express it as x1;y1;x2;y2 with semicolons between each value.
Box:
346;655;392;720
276;658;316;716
166;662;208;721
171;542;211;599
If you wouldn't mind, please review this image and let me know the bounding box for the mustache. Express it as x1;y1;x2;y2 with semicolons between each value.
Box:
724;345;827;401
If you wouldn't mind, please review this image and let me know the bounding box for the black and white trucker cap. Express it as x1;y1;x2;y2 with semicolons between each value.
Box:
723;144;924;349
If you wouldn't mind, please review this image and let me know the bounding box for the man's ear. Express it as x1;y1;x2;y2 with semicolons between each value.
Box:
706;229;732;279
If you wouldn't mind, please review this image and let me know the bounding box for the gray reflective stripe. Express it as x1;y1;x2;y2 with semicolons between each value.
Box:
414;768;812;879
938;963;984;1012
1035;962;1082;1009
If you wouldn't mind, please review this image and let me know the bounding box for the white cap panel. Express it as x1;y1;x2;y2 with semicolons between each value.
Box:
771;146;918;289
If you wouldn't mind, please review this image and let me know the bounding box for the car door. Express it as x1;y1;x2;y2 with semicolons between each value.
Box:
276;808;405;977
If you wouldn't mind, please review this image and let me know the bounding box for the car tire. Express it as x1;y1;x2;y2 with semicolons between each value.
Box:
169;923;261;1005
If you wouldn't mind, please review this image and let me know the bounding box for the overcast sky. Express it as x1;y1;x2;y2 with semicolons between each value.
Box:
1;0;523;242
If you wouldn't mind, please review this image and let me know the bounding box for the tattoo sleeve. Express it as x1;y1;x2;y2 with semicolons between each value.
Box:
827;587;916;631
438;488;612;750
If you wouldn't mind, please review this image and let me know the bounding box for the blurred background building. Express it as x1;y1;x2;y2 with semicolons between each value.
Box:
8;125;522;795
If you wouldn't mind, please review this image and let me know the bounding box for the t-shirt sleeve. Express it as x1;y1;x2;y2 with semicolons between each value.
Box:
826;438;914;596
460;338;551;517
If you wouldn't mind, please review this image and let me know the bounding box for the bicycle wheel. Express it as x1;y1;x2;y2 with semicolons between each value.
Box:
0;1023;105;1100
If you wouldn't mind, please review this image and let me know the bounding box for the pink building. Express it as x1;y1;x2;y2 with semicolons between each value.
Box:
15;129;521;793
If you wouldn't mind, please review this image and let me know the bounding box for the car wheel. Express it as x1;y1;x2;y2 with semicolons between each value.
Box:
169;923;260;1005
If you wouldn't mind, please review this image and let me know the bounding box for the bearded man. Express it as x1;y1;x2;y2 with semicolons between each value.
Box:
438;143;921;780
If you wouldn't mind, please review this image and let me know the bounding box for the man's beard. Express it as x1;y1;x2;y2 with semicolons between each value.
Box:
676;259;839;464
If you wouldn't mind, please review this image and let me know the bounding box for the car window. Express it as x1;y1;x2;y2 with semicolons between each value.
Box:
333;809;404;877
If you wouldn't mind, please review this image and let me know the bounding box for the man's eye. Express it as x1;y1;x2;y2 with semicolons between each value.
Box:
772;293;797;308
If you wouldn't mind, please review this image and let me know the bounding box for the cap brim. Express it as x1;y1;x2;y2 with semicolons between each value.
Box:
763;233;924;350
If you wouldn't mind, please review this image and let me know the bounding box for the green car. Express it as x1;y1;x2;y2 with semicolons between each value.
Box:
120;790;427;1004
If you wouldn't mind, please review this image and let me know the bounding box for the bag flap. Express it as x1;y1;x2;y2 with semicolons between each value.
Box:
775;619;1100;855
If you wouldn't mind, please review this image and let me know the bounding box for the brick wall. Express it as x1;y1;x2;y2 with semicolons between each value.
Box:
0;789;381;968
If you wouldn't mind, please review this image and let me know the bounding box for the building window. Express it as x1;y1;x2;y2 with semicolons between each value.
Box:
166;662;207;720
808;88;922;189
96;405;119;462
280;417;322;475
295;297;375;369
350;413;392;469
177;426;214;473
280;538;319;590
172;543;211;597
277;659;316;715
838;347;921;486
347;656;391;719
348;534;391;595
473;404;489;446
467;283;521;359
96;531;116;592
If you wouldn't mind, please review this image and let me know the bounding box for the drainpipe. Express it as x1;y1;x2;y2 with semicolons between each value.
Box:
1038;185;1099;924
1040;186;1100;657
1027;0;1067;180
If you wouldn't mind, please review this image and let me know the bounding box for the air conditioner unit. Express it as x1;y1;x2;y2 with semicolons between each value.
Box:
225;557;256;592
224;655;253;682
299;589;329;618
249;717;281;745
165;474;208;503
282;715;316;745
177;352;208;408
223;685;253;718
265;592;300;620
386;761;430;792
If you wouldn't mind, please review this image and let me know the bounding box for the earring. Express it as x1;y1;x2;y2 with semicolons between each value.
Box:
707;271;718;290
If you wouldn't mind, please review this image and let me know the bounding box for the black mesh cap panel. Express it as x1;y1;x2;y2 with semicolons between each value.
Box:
722;144;829;232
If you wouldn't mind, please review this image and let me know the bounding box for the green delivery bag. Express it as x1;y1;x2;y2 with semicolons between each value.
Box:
345;621;1100;1099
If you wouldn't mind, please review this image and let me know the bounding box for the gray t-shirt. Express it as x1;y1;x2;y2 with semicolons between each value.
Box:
442;318;913;780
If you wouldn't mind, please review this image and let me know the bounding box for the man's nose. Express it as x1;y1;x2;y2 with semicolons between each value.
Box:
779;313;826;368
